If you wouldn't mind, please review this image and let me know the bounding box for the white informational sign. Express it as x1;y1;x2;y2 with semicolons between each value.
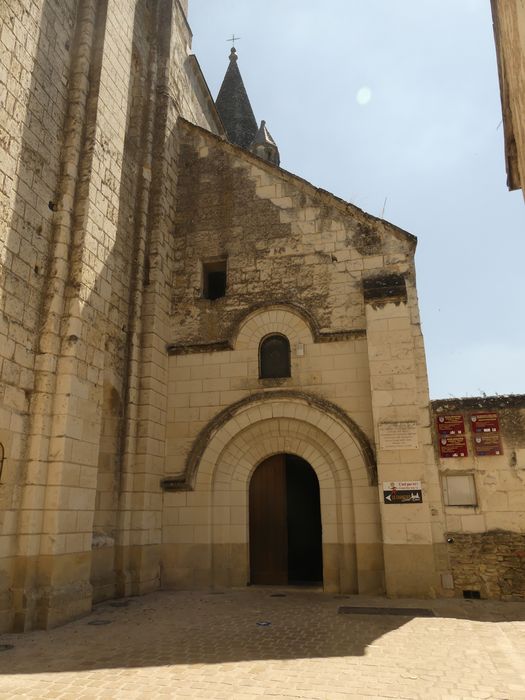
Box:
383;481;422;491
379;421;419;450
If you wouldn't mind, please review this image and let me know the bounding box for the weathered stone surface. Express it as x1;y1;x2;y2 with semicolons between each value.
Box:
172;119;415;346
447;530;525;600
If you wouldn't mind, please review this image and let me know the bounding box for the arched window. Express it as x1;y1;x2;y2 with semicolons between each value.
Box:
259;334;291;379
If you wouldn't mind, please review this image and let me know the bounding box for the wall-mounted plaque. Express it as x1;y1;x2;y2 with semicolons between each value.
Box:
439;435;468;458
470;412;500;434
436;414;465;435
383;480;423;504
474;434;503;457
379;422;419;450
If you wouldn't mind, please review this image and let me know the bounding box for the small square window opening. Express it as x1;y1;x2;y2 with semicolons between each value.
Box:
443;474;477;506
202;259;227;300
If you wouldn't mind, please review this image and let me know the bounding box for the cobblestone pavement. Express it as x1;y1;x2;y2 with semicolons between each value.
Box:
1;588;525;699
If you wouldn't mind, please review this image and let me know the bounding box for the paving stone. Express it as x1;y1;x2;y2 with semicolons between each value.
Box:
0;589;524;699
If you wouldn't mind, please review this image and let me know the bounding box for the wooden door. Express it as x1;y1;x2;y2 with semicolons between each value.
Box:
249;454;288;584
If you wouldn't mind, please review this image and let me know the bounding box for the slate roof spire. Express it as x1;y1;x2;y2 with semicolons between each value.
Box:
215;47;258;150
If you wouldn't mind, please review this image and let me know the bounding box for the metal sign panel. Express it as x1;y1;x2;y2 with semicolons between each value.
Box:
382;481;423;504
470;412;500;433
436;414;465;435
439;435;468;458
474;434;503;456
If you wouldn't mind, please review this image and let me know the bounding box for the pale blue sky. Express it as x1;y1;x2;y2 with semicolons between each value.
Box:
189;1;525;399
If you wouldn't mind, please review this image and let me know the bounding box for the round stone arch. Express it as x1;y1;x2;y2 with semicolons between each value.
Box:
171;392;381;594
185;390;376;490
231;304;315;352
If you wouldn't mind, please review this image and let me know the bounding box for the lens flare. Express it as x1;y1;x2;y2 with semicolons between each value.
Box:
356;86;372;105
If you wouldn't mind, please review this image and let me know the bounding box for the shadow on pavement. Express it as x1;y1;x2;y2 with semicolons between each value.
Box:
1;589;524;675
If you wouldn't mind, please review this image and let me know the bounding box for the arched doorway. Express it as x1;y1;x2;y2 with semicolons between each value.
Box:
249;453;323;586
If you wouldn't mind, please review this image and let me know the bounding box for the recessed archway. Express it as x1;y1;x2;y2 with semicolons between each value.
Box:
161;393;385;596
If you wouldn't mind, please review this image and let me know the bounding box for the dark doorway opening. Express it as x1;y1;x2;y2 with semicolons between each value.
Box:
249;453;323;586
286;454;323;584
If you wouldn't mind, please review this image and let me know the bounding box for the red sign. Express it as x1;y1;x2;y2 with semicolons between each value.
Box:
474;434;503;457
436;414;465;435
470;412;500;433
439;435;468;458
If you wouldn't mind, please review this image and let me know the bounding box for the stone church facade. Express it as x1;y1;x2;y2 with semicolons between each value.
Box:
1;0;524;632
164;116;446;598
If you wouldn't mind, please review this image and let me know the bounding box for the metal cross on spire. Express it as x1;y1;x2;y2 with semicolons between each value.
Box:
227;34;241;48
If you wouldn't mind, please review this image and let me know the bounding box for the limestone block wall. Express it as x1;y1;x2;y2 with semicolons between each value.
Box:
432;396;525;599
164;310;382;592
0;0;221;631
0;0;80;633
365;296;447;597
172;120;417;346
162;387;379;594
166;319;373;474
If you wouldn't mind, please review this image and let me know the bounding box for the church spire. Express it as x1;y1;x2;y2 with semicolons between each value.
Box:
215;47;258;150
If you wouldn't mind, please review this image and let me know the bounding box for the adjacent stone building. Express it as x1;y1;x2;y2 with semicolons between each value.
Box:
432;395;525;600
0;0;523;632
